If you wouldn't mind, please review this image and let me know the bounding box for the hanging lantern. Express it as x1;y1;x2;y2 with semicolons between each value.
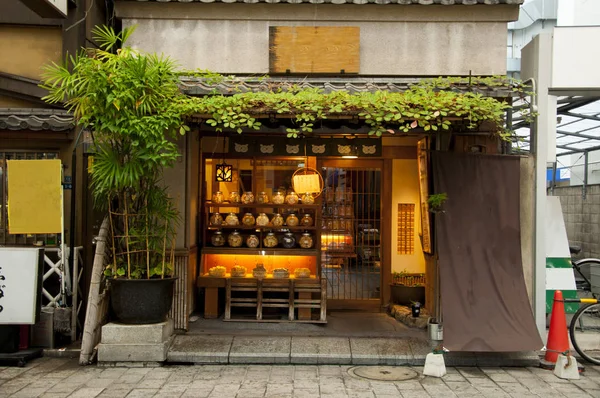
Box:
215;163;233;182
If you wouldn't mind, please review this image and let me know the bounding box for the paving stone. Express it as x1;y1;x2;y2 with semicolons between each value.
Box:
487;372;519;383
126;388;160;398
350;338;413;365
346;390;375;398
291;337;351;365
443;381;479;393
292;388;320;397
9;387;49;397
471;386;511;397
494;382;532;394
397;390;431;397
441;372;466;382
572;377;600;389
68;387;106;397
266;383;294;395
551;384;594;397
97;388;133;398
168;335;233;364
456;367;487;378
230;336;291;364
181;388;214;398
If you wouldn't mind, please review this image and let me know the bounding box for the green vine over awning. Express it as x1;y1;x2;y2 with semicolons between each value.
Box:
41;25;532;141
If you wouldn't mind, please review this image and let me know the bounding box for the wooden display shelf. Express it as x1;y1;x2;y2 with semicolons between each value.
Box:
206;226;317;231
322;252;357;258
224;277;326;323
201;248;318;256
205;203;320;209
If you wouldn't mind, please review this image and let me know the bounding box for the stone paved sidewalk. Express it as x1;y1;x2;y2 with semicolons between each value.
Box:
1;357;600;397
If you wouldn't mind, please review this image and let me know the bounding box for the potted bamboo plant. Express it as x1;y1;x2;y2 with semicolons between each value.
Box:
41;26;188;324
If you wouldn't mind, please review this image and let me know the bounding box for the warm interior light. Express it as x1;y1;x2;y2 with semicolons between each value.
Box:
215;163;233;182
203;253;317;275
342;155;358;159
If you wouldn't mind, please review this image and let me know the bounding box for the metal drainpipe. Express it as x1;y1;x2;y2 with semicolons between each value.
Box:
69;128;85;299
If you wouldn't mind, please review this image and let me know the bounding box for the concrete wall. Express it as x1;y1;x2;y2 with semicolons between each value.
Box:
116;3;517;76
554;184;600;259
552;26;600;89
0;25;62;80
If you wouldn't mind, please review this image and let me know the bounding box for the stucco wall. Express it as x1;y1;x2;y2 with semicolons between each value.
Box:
117;3;514;76
162;136;188;249
390;159;426;275
0;26;62;80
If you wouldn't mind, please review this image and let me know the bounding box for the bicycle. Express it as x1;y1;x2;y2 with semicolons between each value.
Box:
566;246;600;365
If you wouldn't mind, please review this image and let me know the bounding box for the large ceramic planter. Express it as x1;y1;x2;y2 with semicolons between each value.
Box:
110;278;177;324
390;284;425;306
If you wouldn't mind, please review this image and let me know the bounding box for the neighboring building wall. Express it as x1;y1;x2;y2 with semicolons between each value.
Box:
558;0;600;26
0;25;62;80
116;3;517;75
554;185;600;259
570;149;600;186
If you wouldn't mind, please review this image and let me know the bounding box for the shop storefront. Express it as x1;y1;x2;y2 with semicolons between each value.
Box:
195;134;428;323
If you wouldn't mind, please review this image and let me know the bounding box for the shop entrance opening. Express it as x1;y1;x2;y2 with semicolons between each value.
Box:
320;161;382;310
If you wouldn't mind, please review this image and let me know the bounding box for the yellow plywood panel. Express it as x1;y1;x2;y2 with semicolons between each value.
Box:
7;160;62;234
269;26;360;74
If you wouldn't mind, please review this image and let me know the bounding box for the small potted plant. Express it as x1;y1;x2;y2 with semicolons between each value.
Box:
391;269;426;306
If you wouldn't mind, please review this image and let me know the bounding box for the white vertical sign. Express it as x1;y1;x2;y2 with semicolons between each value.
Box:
0;248;43;325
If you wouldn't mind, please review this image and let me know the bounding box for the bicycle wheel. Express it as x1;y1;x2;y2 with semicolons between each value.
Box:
570;302;600;365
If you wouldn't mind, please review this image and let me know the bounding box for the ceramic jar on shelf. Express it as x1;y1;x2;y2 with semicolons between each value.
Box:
285;191;299;205
209;213;223;226
212;191;224;204
242;213;255;226
335;186;345;203
246;234;259;248
272;191;285;205
257;192;269;204
211;231;225;247
345;187;353;202
242;191;255;204
256;213;269;226
301;193;315;205
299;233;313;249
272;213;284;227
225;212;239;226
263;232;278;248
281;232;296;249
325;187;334;203
229;191;240;204
228;231;243;247
300;214;313;227
286;213;299;227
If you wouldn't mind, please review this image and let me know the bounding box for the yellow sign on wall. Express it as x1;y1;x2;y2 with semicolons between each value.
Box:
7;159;62;234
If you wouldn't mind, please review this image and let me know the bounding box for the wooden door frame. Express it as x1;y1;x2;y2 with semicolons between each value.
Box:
318;158;389;311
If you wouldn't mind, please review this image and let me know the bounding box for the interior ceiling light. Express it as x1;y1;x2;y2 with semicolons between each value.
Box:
215;137;233;182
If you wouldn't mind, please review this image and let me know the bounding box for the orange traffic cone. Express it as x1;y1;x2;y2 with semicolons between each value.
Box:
540;290;570;369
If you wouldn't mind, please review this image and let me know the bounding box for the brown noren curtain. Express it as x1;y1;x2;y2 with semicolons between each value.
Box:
433;152;542;352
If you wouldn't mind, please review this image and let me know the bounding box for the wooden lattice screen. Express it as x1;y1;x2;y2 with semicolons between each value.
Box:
397;203;415;255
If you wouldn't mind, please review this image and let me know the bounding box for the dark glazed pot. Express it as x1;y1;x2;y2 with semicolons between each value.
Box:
110;278;177;324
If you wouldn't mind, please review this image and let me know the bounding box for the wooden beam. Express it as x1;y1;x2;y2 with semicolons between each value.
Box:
0;72;52;106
